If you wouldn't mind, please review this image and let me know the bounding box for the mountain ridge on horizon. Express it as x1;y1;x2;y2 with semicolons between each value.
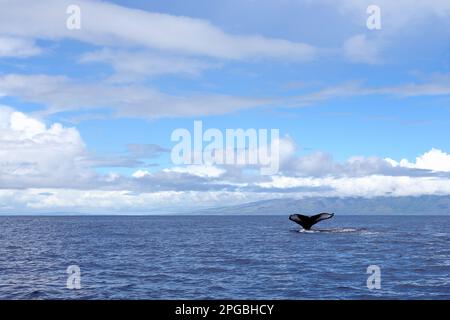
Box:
1;195;450;215
195;195;450;215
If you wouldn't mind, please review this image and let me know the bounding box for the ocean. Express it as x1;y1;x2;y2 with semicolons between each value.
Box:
0;215;449;299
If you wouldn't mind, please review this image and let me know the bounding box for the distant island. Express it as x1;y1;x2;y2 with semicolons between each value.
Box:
196;195;450;215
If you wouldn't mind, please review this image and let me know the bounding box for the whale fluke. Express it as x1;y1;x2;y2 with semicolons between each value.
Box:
289;213;334;230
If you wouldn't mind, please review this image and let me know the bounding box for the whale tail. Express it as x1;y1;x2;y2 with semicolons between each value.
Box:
289;213;334;230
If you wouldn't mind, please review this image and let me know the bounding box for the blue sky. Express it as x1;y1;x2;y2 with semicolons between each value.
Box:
1;0;450;213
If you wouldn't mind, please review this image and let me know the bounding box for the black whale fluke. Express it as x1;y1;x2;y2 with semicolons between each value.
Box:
289;213;334;230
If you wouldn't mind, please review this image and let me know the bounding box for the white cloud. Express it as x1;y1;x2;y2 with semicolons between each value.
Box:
79;49;219;82
319;0;450;31
285;76;450;108
279;143;433;177
132;170;151;179
313;0;450;64
343;34;381;64
0;0;316;61
0;106;94;188
257;175;450;198
163;165;226;178
386;148;450;172
0;188;274;213
1;107;450;212
0;74;270;118
0;36;42;57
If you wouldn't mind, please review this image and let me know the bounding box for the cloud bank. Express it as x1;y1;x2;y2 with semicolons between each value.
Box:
1;108;449;213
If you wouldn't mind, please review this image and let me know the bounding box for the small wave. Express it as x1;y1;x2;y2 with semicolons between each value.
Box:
432;232;449;237
296;228;373;234
297;229;317;234
397;277;450;288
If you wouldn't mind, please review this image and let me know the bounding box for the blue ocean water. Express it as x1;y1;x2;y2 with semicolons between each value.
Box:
0;215;448;299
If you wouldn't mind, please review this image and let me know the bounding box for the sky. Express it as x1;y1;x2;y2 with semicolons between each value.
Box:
1;0;450;213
